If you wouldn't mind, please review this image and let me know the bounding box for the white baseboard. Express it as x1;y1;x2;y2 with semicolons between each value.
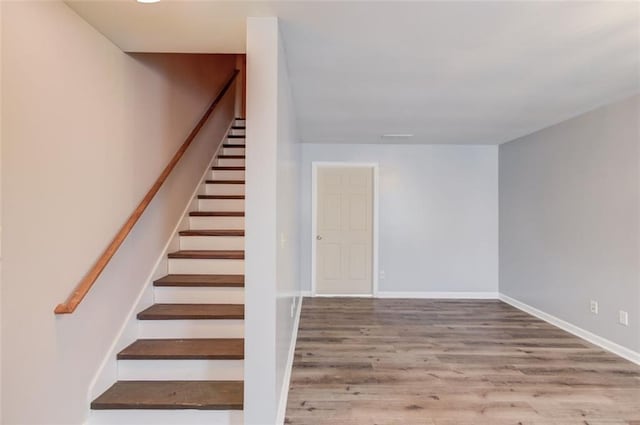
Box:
302;291;499;299
377;291;499;299
499;293;640;365
276;295;303;425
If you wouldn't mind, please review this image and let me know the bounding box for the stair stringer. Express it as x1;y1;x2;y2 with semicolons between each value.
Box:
85;120;235;422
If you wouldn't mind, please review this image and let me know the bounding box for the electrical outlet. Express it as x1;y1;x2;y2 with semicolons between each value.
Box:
590;300;598;314
619;310;629;326
379;270;386;280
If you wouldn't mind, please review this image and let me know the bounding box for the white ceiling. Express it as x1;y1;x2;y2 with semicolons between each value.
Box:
68;1;640;145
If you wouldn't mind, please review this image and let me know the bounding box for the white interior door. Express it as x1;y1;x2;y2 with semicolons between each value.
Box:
315;166;373;295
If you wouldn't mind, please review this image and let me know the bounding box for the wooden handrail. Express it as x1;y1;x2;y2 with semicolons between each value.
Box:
55;70;239;315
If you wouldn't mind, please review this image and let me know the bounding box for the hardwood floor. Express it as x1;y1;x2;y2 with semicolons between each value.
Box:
285;298;640;425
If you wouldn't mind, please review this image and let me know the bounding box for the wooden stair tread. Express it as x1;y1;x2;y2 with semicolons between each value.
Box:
154;274;244;287
168;250;244;259
217;155;245;159
227;135;245;139
222;144;245;148
118;338;244;360
137;304;244;320
204;180;245;185
91;381;243;410
211;166;245;171
231;126;245;130
198;194;245;199
189;211;244;217
179;229;244;237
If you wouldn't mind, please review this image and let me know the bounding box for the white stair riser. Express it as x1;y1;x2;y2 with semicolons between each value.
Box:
198;198;244;211
154;286;244;304
89;410;243;425
223;147;245;156
229;128;245;136
139;320;244;339
225;139;245;146
117;359;243;381
217;158;245;167
205;184;245;196
168;258;244;275
180;235;244;250
189;216;244;229
210;170;245;180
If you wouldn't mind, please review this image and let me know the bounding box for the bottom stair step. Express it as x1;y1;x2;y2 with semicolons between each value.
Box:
91;381;243;410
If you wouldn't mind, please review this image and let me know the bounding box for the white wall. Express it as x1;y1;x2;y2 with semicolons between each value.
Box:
245;16;279;424
500;94;640;354
274;23;301;421
245;17;301;424
300;144;499;295
1;2;236;424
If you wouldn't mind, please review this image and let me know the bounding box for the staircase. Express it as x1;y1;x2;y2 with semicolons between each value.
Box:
90;119;247;425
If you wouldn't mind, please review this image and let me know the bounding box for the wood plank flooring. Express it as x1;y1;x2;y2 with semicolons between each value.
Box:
285;298;640;425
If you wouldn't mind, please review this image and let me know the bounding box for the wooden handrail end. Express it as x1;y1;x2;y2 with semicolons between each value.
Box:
54;303;72;315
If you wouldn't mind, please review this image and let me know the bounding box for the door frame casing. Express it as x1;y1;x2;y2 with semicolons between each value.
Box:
311;162;379;297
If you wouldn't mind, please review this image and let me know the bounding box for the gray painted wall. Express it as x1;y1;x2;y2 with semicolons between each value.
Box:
300;143;499;295
500;94;640;353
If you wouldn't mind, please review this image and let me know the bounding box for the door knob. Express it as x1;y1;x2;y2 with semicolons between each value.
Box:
316;235;322;240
